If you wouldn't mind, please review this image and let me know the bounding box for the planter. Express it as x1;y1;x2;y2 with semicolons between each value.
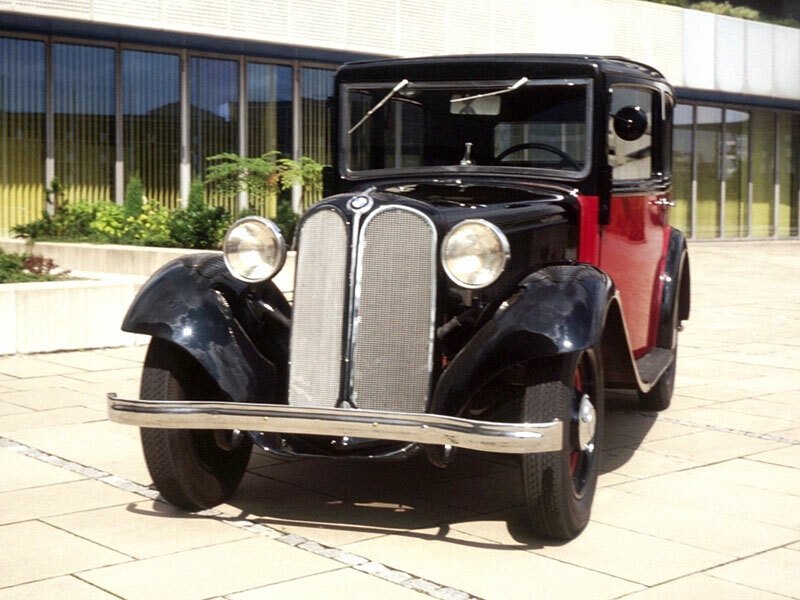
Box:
0;273;148;355
0;239;296;354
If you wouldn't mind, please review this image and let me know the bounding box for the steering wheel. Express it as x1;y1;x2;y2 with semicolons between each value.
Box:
492;142;580;170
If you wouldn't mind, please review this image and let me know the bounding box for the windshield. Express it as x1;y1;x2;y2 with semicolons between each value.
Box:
343;79;591;177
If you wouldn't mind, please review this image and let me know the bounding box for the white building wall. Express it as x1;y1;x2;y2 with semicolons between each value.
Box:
5;0;800;99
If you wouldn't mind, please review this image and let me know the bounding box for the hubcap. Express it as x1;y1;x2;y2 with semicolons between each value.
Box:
577;393;596;452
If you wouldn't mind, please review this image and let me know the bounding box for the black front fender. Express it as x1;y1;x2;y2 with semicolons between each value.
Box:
123;253;290;405
432;264;615;416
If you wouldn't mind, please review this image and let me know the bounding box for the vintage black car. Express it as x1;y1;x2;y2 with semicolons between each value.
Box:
108;54;690;540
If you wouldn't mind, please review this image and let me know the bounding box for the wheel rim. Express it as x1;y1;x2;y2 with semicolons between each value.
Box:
569;357;597;498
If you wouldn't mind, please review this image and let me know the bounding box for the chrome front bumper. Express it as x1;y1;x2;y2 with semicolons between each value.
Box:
107;394;563;454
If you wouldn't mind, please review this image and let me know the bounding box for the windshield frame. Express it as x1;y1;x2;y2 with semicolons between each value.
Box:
340;78;594;181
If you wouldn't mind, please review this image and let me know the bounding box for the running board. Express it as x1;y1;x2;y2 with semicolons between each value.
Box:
635;347;673;386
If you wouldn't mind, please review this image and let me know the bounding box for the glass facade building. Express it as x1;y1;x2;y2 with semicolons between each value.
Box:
0;32;336;229
0;19;798;239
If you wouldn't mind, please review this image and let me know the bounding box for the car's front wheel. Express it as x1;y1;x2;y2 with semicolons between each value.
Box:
139;340;252;511
521;349;604;540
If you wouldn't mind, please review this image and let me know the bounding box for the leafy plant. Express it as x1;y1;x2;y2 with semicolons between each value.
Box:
205;152;282;199
278;156;325;211
274;198;299;246
12;201;98;241
45;177;68;214
168;178;231;249
0;249;69;283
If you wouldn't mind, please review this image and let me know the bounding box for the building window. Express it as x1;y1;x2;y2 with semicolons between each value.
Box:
695;106;722;239
750;110;775;237
301;67;334;165
53;43;115;204
123;50;181;209
247;62;292;157
0;37;45;233
190;56;239;212
672;104;693;236
723;109;749;238
777;113;799;238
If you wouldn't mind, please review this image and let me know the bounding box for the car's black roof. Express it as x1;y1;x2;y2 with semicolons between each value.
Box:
336;54;668;85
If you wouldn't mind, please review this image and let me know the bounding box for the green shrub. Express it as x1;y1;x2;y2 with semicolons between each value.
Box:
124;174;145;218
169;179;231;249
12;201;98;241
274;199;298;246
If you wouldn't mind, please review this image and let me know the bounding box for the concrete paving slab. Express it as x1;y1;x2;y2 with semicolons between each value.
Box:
591;488;798;557
37;350;141;371
0;576;120;599
0;479;140;525
747;444;800;469
344;528;643;600
637;429;787;463
708;548;800;598
0;406;105;435
666;406;796;433
0;356;83;378
530;521;732;586
45;500;253;559
0;400;30;416
0;447;83;492
619;573;789;600
0;521;129;588
79;537;341;600
615;470;800;530
0;386;99;411
229;568;429;600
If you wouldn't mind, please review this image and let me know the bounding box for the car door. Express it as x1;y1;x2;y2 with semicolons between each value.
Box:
599;85;671;357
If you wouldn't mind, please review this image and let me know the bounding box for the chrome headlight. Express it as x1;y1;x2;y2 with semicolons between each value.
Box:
442;219;510;289
223;217;286;282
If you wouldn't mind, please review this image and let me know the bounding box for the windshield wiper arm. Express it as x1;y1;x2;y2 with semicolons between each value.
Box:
450;77;529;104
348;79;410;135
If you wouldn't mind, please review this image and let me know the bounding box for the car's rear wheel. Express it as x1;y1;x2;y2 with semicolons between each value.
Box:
139;340;252;511
521;349;604;540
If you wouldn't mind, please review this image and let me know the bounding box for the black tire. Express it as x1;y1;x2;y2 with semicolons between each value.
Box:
521;349;604;540
139;340;252;511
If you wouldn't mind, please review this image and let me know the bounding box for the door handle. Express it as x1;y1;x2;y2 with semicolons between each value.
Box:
650;197;676;208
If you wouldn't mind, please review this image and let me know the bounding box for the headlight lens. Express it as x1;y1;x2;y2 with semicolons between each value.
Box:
223;217;286;282
442;219;510;288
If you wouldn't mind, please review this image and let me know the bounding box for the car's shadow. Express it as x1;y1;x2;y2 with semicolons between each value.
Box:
128;394;659;549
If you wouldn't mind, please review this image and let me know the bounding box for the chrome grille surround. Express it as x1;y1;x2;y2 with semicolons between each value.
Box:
349;206;437;413
288;209;348;408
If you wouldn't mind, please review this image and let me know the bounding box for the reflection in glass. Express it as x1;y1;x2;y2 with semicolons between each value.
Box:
301;67;334;209
777;113;799;237
123;50;181;208
609;87;653;181
247;62;293;217
54;43;115;203
0;37;45;233
191;57;239;214
672;104;693;235
723;109;749;237
751;110;775;237
694;106;722;238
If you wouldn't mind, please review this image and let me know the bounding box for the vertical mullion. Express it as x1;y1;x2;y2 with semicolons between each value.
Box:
238;56;247;213
772;112;779;238
115;45;123;205
719;108;726;239
45;38;54;213
690;104;697;241
180;51;189;204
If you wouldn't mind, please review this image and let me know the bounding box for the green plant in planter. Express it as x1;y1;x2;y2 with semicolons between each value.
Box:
278;156;325;211
0;249;69;283
124;174;145;217
169;178;231;249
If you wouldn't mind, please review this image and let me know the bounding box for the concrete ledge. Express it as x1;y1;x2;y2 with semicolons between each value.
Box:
0;273;148;355
0;238;206;277
0;238;296;295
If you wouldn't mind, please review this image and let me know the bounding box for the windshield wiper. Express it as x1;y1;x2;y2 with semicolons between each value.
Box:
348;79;410;135
450;77;529;105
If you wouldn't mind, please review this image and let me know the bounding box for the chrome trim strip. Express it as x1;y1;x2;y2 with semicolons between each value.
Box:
347;205;438;408
107;394;563;454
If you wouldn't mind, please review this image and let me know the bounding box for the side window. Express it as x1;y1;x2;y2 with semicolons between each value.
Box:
609;87;653;181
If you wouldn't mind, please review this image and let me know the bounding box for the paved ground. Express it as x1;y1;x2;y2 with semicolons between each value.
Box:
0;241;799;599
